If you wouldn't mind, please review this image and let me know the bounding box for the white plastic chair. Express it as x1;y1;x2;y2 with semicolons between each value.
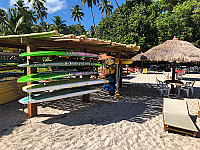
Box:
163;72;170;80
177;73;183;80
156;78;170;97
181;81;195;97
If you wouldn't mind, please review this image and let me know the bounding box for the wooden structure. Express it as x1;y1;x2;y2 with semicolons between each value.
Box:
0;80;26;105
0;31;140;117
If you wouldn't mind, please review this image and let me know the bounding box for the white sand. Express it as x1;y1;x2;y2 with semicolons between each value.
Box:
1;72;200;150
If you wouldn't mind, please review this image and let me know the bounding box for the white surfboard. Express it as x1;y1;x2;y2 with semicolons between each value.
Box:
19;89;101;104
22;79;108;93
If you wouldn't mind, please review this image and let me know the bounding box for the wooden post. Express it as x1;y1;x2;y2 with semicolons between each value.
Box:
171;61;176;93
116;51;122;88
82;94;90;103
27;44;37;117
82;49;90;103
115;51;121;99
49;56;54;72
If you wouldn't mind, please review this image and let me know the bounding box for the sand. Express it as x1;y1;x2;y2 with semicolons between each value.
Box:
1;71;200;150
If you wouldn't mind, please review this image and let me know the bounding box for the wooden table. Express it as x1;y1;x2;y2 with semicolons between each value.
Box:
164;80;184;94
164;80;184;86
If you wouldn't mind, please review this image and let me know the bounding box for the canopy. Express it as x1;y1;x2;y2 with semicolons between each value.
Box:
143;39;200;63
132;52;148;61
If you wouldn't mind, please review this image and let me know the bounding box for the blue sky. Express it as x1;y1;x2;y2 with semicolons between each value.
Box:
0;0;125;30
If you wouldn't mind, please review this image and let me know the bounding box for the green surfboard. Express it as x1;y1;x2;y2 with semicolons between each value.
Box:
19;51;99;58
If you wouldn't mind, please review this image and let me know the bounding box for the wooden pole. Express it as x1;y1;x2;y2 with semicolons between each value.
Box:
27;44;37;117
171;61;176;93
118;52;122;88
49;56;54;71
82;49;90;103
115;51;121;99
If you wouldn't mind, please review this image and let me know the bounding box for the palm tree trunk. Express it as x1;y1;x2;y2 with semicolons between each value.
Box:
114;0;121;15
90;6;95;28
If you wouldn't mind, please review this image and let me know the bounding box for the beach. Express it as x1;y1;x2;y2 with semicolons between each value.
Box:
1;72;200;150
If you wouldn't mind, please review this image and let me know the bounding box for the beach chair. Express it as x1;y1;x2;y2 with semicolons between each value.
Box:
181;80;195;97
163;98;198;137
156;78;170;97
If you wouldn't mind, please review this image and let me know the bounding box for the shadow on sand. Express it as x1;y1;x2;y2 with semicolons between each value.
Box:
39;83;163;127
0;101;29;138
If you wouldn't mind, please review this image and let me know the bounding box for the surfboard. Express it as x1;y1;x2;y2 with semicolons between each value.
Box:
17;71;98;83
0;72;23;78
0;52;19;56
19;51;99;58
0;59;23;63
17;61;103;67
19;88;101;104
22;78;108;92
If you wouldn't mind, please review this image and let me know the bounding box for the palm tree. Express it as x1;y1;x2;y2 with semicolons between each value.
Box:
33;4;47;22
98;0;113;17
70;5;84;23
113;0;121;14
5;7;25;34
49;15;67;33
28;0;47;22
81;0;99;28
0;9;7;24
0;9;8;35
28;0;46;8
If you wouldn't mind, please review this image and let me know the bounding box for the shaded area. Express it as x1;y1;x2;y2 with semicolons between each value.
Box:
40;83;163;126
0;101;28;138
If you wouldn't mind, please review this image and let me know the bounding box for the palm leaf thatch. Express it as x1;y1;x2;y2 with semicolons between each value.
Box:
144;40;200;63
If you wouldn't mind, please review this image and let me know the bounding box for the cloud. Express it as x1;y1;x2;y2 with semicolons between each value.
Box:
45;0;67;14
0;7;8;13
9;0;67;14
9;0;32;8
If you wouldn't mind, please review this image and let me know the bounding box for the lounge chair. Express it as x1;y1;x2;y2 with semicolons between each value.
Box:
163;98;198;137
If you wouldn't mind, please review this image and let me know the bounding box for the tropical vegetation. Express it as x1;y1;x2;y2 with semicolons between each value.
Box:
0;0;200;52
70;4;84;23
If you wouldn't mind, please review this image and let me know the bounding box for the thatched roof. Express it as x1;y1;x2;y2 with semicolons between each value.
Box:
143;40;200;62
132;53;148;61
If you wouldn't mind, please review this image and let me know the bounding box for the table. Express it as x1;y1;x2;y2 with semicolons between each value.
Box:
164;80;184;94
164;80;184;86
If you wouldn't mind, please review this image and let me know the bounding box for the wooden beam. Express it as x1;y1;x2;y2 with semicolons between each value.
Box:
27;39;136;53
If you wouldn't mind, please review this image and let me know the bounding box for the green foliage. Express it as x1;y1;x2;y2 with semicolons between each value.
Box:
156;0;200;45
48;15;67;34
1;0;36;35
67;23;86;36
96;0;200;51
28;0;47;22
98;0;113;16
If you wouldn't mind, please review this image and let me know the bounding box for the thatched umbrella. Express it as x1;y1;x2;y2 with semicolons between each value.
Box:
132;52;148;61
132;52;148;73
143;37;200;91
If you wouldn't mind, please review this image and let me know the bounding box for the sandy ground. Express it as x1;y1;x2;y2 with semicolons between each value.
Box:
1;72;200;150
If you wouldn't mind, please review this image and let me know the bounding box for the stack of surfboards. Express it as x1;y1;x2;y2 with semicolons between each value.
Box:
17;51;106;104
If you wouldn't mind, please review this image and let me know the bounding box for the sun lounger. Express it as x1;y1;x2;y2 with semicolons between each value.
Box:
163;98;198;137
